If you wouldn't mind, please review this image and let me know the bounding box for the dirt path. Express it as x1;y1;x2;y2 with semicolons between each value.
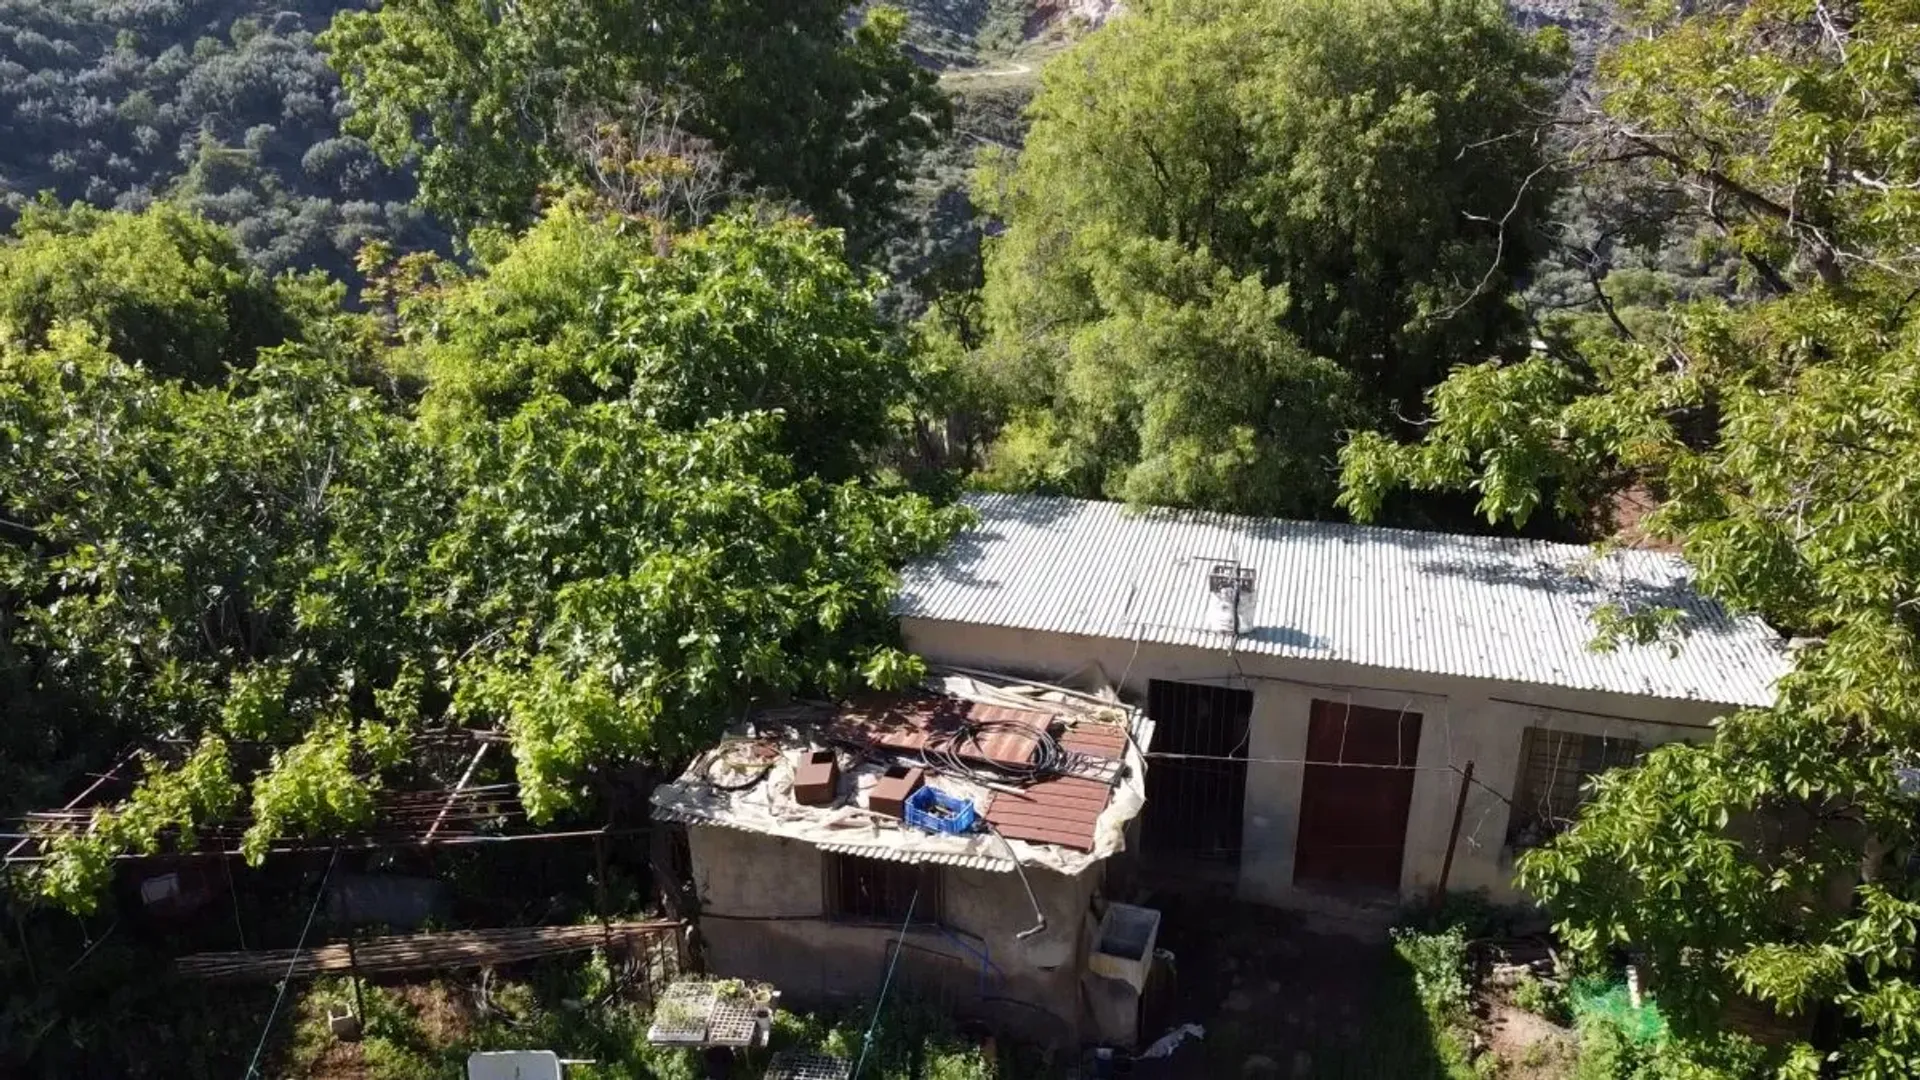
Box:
1130;891;1400;1077
939;62;1035;83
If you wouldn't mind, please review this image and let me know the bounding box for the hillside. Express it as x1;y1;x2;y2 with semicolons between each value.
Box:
1;0;1608;295
0;0;443;284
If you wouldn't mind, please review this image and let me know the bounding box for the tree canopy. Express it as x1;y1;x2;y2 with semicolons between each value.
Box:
968;0;1565;517
1341;1;1920;1072
407;204;914;480
0;200;310;383
319;1;948;252
0;200;961;913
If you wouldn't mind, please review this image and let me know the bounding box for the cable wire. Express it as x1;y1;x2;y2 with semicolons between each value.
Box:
914;719;1091;787
852;887;919;1079
242;847;339;1080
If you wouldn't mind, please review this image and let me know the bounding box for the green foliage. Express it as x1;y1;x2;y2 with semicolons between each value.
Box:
2;202;962;909
1569;978;1668;1050
241;715;402;861
1597;0;1920;288
1392;925;1473;1023
320;0;947;253
35;735;240;914
0;925;282;1077
1512;974;1572;1027
971;0;1564;516
414;205;915;479
440;402;962;819
981;252;1364;514
768;996;999;1080
1567;979;1783;1080
1347;285;1920;1071
0;201;302;383
285;961;705;1080
1338;2;1920;1073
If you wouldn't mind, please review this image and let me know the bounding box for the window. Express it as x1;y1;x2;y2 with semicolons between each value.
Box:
1507;728;1641;849
824;854;942;924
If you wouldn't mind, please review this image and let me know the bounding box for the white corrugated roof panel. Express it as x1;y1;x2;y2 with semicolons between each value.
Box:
895;494;1788;707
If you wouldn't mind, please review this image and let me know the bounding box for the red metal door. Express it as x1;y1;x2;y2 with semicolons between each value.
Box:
1293;699;1422;891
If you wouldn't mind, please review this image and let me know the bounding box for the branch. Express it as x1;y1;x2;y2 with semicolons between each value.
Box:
1587;257;1637;341
1437;159;1556;321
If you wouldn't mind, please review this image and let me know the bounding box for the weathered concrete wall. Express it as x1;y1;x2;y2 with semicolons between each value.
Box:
686;825;1098;1045
901;618;1731;906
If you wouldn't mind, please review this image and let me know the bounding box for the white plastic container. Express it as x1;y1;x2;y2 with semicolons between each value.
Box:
1088;902;1161;993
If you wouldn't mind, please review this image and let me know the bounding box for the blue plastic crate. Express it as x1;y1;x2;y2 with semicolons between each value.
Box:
903;785;978;835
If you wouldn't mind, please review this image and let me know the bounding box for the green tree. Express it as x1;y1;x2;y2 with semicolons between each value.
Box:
972;0;1564;516
0;205;963;909
1340;2;1920;1072
0;201;302;383
319;1;947;252
411;202;913;480
0;0;446;289
439;402;956;818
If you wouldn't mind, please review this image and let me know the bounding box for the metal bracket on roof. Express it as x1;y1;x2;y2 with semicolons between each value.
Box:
1206;563;1256;637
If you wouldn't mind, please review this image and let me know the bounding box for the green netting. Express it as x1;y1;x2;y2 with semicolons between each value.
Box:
1569;976;1669;1045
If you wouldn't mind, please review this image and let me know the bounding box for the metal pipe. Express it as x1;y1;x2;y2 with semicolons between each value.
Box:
984;822;1046;941
1433;760;1475;908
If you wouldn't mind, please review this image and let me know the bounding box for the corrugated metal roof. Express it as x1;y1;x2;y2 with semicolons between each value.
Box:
895;494;1788;707
813;840;1013;873
658;808;1017;872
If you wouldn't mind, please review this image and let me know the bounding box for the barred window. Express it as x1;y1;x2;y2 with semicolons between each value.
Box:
1507;728;1641;849
823;855;941;924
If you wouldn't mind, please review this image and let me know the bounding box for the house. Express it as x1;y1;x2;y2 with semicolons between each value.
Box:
891;494;1789;909
651;671;1156;1047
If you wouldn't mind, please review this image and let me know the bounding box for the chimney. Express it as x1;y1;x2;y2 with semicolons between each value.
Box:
1206;564;1256;636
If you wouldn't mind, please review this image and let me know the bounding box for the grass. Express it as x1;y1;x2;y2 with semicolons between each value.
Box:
276;956;1022;1080
281;952;703;1080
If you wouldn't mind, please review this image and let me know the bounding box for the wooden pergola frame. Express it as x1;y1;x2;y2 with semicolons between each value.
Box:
0;734;625;866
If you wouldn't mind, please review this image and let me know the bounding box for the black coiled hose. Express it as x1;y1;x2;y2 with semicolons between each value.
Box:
916;719;1089;786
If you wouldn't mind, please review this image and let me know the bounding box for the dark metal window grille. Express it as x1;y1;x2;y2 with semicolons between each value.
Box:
823;854;941;924
1507;727;1641;849
1142;679;1253;866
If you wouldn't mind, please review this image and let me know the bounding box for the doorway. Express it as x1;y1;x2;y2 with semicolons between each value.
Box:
1142;679;1254;868
1293;699;1422;892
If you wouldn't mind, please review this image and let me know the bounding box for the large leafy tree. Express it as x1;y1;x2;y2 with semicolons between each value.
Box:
1341;2;1920;1073
409;203;913;480
318;1;947;253
439;403;955;819
1;333;447;907
0;201;310;384
1;202;961;912
971;0;1564;516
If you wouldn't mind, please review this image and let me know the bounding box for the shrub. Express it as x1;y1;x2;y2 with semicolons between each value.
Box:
1392;925;1472;1022
1511;973;1571;1026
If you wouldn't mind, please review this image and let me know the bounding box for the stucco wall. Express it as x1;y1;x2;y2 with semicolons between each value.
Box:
901;617;1733;906
686;824;1098;1045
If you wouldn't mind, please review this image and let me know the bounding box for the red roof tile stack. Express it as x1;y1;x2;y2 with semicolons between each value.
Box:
827;694;1130;852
